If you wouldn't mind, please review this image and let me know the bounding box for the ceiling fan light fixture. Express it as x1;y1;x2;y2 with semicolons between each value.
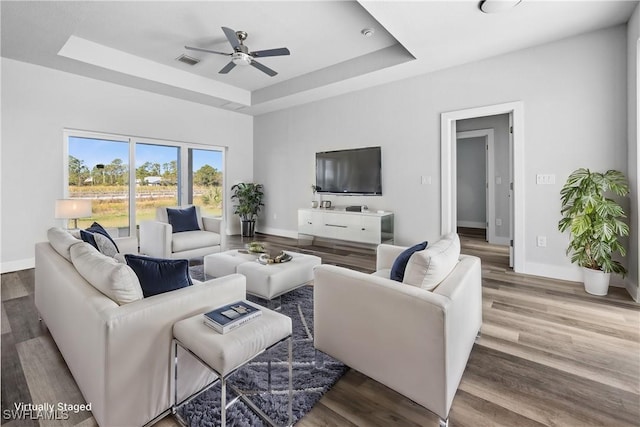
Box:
231;52;252;66
479;0;522;14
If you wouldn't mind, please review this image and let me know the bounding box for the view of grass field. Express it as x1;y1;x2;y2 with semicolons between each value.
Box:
69;185;223;230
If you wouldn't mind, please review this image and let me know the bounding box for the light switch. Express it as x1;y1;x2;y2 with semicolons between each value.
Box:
421;176;432;185
495;176;502;185
536;174;556;185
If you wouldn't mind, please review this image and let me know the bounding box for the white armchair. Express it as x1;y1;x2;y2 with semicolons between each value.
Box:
139;205;225;259
313;235;482;426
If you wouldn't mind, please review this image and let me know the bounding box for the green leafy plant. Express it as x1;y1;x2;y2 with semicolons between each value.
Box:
230;183;264;221
558;168;629;275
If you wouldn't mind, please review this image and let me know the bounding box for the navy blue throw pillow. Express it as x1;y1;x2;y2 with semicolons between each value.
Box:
166;206;200;233
125;254;193;297
80;229;98;250
390;241;428;282
86;222;119;253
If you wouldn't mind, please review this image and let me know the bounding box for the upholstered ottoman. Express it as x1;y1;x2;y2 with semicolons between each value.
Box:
172;308;292;426
204;250;321;302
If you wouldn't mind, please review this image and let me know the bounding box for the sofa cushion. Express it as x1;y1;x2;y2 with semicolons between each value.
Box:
390;241;428;282
167;206;200;233
171;230;221;253
403;233;460;290
70;242;143;305
47;227;81;262
124;254;193;297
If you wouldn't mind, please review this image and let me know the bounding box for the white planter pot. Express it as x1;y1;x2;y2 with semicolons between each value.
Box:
582;267;611;296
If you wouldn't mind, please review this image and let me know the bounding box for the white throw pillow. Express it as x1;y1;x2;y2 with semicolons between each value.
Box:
47;227;81;262
70;242;143;305
402;233;460;290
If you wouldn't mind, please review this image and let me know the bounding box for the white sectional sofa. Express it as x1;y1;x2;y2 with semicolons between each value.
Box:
313;233;482;426
35;228;246;427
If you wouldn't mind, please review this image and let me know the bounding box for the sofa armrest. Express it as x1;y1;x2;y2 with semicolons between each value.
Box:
100;274;247;426
376;244;407;271
114;236;138;254
203;217;225;250
139;220;172;258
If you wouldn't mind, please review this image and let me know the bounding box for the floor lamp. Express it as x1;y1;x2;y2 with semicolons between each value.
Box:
55;199;92;229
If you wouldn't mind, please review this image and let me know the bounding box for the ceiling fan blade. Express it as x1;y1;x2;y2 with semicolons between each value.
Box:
250;60;277;77
251;47;291;58
221;26;240;49
219;61;236;74
184;46;230;56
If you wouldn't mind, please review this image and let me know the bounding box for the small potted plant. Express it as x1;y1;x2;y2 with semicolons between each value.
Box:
558;168;629;295
230;182;264;237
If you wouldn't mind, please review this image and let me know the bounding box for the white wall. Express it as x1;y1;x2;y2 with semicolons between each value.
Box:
627;3;640;301
456;137;486;229
254;25;632;283
457;114;510;239
1;58;253;272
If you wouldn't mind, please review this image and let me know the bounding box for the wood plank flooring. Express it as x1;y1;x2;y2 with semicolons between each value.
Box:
1;231;638;426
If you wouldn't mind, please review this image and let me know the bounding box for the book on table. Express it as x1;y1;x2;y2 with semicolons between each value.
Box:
203;300;262;334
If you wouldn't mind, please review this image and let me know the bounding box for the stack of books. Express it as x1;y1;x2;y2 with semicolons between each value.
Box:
203;301;262;334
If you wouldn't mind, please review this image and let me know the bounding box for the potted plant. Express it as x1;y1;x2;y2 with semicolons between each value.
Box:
230;182;264;237
558;168;629;295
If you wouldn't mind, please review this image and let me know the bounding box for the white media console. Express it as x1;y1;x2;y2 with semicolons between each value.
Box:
298;208;394;245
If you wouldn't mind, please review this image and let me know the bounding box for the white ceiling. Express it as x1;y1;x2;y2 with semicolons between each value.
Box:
2;1;637;115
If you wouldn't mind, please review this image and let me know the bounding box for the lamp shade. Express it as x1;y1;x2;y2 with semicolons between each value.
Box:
55;199;92;219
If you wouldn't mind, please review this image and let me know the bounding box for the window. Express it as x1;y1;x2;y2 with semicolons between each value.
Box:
65;130;224;237
67;135;130;234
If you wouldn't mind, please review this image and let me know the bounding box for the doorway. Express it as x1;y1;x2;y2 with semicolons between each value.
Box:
441;101;524;272
456;129;494;243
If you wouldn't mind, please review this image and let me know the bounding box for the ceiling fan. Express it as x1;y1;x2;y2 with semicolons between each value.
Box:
185;27;290;77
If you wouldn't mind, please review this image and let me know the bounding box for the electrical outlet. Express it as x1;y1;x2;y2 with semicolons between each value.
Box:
272;213;277;220
537;236;547;247
496;218;502;226
421;175;432;185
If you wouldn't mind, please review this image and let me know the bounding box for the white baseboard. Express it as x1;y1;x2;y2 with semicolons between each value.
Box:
457;221;486;229
1;258;35;273
523;261;629;289
625;279;639;302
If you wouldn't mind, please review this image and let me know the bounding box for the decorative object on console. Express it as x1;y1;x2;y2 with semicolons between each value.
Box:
167;206;201;232
125;254;193;297
55;198;92;229
558;168;630;295
311;184;320;208
390;241;428;282
231;182;264;237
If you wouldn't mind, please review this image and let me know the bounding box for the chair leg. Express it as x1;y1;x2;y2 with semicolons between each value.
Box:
439;417;449;427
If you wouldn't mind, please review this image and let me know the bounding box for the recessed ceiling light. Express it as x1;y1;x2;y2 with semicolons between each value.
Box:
479;0;522;14
361;28;374;37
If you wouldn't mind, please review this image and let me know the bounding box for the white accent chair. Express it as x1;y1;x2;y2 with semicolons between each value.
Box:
313;234;482;426
139;205;224;259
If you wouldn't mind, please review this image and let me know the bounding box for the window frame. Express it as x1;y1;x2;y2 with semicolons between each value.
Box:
63;129;226;236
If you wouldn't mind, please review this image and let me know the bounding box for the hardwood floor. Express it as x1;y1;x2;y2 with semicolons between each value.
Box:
1;232;638;426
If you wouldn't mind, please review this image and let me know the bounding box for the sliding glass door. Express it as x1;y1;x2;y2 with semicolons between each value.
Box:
67;135;130;235
65;130;224;237
134;143;180;226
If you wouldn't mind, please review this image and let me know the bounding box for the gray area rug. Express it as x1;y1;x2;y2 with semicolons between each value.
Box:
181;266;347;426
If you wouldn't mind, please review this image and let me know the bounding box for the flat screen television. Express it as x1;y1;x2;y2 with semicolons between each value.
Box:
315;146;382;195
